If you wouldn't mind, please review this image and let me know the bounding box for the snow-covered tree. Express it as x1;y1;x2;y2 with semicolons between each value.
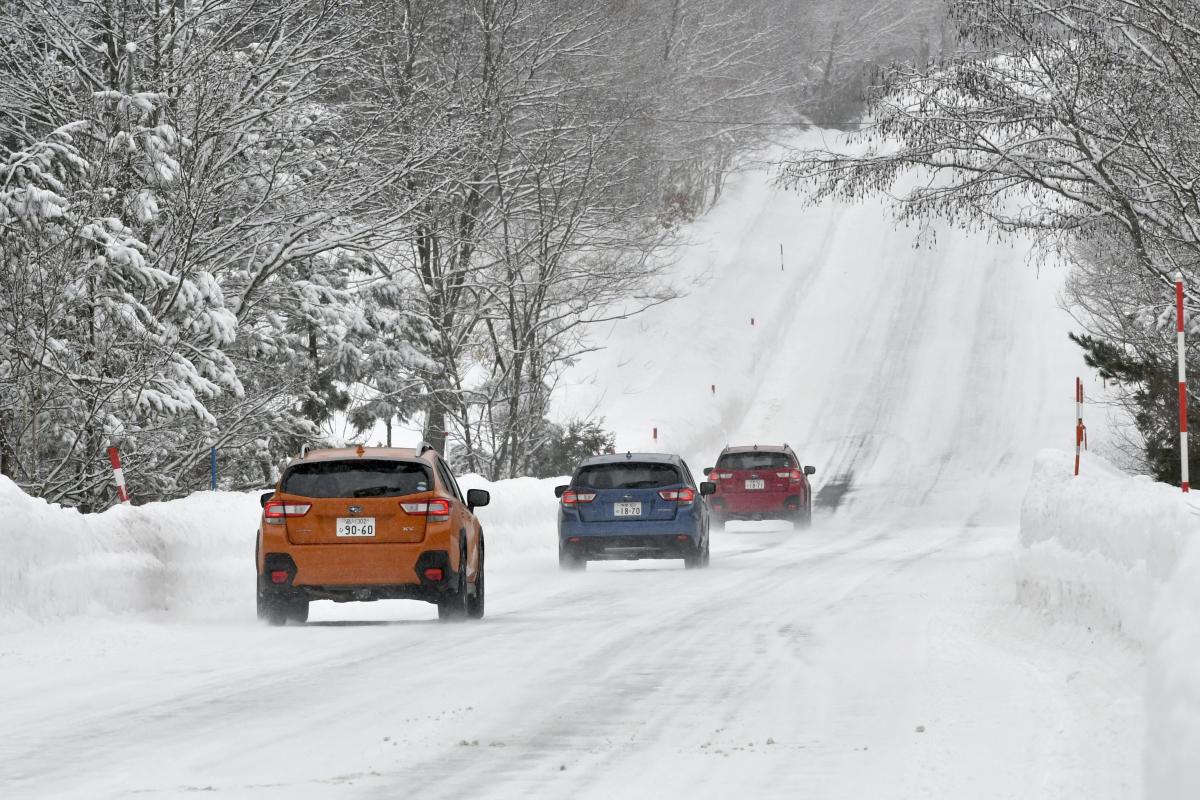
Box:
779;0;1200;479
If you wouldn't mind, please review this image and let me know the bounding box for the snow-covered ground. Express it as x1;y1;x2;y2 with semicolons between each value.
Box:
0;134;1156;798
1017;449;1200;799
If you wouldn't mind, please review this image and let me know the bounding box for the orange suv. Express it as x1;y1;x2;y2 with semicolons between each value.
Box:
255;444;489;624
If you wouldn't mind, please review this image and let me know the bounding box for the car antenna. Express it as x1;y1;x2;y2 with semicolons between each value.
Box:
625;450;632;460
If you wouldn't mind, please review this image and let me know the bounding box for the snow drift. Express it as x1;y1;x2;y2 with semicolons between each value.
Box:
1017;450;1190;642
1017;449;1200;799
0;475;260;628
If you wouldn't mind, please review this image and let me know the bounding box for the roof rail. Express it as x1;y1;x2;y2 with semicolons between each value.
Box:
300;443;311;458
417;440;435;455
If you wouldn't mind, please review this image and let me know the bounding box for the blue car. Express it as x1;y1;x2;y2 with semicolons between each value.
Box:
555;452;715;570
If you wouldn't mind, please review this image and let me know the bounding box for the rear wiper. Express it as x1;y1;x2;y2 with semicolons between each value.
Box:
352;486;396;497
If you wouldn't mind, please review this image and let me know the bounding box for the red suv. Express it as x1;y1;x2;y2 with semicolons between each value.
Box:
704;445;815;527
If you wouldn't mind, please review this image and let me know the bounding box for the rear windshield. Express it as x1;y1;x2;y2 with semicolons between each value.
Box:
574;462;682;489
282;460;432;498
716;452;794;471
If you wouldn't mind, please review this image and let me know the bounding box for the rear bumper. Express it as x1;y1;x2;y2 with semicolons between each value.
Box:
271;542;445;585
711;492;799;516
559;533;701;561
260;549;458;604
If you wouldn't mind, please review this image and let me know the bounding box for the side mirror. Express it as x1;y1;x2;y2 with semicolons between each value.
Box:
804;465;816;476
699;481;716;496
702;467;713;476
467;488;490;510
259;491;274;508
554;484;568;498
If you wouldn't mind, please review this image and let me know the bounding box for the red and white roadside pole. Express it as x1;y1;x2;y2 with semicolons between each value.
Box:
107;446;131;504
1075;377;1085;476
1177;272;1190;492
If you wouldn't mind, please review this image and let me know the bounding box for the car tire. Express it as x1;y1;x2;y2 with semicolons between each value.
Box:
265;599;288;626
711;512;726;530
684;538;706;569
438;549;470;621
467;546;485;620
559;549;586;571
287;598;309;624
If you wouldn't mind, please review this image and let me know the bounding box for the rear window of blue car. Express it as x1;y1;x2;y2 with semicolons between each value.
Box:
574;462;682;489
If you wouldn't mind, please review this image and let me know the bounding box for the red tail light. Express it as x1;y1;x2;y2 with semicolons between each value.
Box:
716;472;733;479
778;469;803;480
659;487;696;503
401;498;452;521
270;570;289;584
264;500;311;524
562;490;597;506
423;567;444;582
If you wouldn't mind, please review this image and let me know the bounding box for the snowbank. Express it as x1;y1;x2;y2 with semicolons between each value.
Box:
1017;449;1200;799
0;475;261;628
1017;450;1190;641
457;473;564;556
0;472;564;629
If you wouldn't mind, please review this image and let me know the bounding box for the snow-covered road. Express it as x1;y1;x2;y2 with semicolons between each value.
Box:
0;135;1145;798
0;514;1140;799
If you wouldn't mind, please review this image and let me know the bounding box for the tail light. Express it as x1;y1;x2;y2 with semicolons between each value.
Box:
402;498;452;522
716;472;733;479
659;487;696;503
561;490;596;506
778;469;803;480
264;500;311;524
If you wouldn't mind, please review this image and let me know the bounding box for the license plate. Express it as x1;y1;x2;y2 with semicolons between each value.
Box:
613;502;642;517
335;517;376;537
745;479;765;490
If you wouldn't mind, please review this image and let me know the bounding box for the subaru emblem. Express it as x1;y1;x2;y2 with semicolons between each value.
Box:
348;505;362;515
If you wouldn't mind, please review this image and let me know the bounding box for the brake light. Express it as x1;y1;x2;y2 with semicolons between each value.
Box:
263;500;311;524
779;469;803;480
717;472;733;479
401;498;452;521
562;490;597;506
659;488;696;503
270;570;289;584
423;567;444;582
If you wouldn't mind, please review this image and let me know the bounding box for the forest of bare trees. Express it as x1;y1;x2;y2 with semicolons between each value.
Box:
0;0;943;505
781;0;1200;481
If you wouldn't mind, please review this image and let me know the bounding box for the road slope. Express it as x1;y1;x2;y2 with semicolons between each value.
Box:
0;134;1142;799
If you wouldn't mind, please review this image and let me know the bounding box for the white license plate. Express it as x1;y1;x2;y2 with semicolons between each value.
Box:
745;479;765;490
335;517;376;537
613;502;642;517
